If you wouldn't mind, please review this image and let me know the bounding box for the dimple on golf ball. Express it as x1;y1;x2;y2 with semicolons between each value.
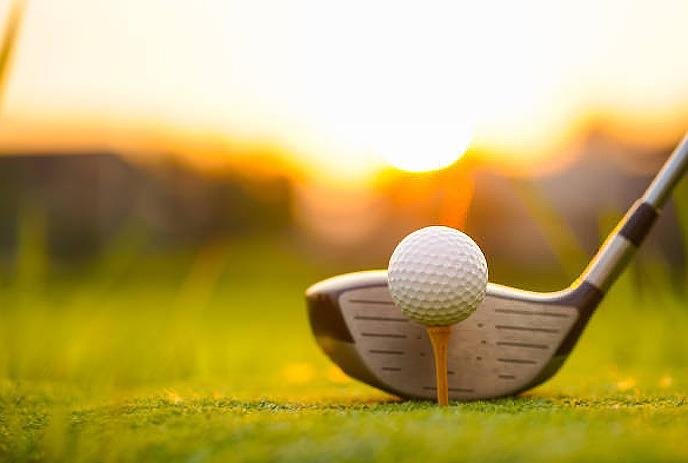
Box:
388;226;488;326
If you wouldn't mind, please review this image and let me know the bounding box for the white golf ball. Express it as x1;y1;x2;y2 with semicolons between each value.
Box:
388;226;488;326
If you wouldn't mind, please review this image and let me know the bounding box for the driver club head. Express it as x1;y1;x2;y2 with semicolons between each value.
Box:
306;271;601;400
305;132;688;401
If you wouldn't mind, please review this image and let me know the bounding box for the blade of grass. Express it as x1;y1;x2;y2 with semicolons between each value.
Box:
15;203;47;291
0;0;26;112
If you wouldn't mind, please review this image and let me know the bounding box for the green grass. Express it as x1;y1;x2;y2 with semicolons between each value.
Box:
1;237;687;462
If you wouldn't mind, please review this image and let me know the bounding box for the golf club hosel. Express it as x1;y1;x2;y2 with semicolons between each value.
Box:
580;132;688;291
579;213;641;291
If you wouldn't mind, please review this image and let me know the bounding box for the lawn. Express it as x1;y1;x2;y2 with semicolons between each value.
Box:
1;237;687;462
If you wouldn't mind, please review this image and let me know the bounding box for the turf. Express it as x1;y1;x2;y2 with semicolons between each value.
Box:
1;238;687;462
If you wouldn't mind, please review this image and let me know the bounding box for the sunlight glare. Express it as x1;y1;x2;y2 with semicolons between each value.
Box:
378;123;473;172
5;0;688;180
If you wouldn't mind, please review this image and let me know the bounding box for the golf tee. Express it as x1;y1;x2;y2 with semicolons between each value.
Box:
426;325;452;406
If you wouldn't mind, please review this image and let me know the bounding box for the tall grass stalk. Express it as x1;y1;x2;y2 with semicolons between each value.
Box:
0;0;26;111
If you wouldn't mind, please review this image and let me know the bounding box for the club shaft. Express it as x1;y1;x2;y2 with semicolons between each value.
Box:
641;132;688;209
579;132;688;291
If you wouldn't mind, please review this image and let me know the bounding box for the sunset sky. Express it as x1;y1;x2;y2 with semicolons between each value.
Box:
0;0;687;179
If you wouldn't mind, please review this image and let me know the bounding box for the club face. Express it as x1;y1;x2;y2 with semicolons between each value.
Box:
306;271;602;401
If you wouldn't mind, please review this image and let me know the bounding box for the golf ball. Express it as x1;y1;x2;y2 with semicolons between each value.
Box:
388;226;488;326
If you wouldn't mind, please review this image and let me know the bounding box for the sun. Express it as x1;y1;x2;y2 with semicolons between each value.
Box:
378;123;473;173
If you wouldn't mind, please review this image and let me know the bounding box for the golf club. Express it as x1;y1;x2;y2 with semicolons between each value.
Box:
306;133;688;401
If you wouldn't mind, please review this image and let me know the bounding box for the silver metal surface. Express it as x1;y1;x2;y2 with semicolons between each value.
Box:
579;235;635;291
642;132;688;209
337;284;578;400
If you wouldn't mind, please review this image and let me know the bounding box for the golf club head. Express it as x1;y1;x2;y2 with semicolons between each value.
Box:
306;271;602;401
305;133;687;401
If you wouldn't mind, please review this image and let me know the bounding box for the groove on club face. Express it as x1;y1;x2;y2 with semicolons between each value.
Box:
306;271;601;401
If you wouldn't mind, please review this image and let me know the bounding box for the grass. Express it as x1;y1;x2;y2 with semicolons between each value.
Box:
1;236;687;462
